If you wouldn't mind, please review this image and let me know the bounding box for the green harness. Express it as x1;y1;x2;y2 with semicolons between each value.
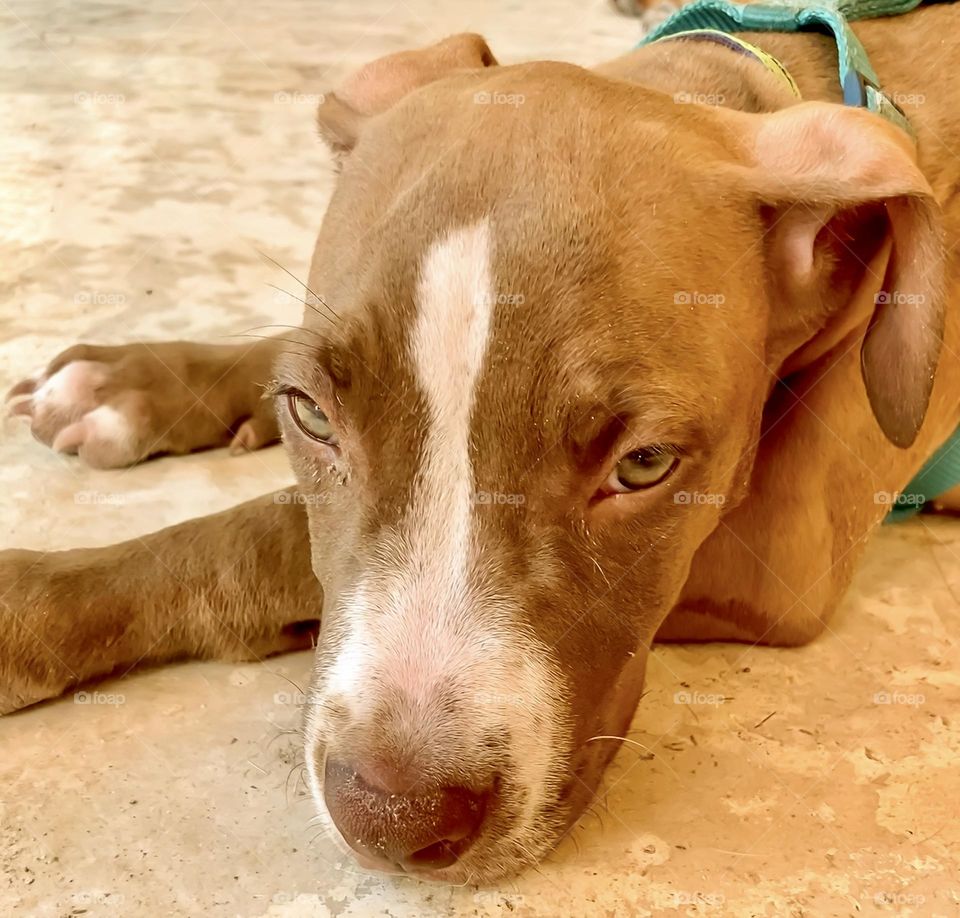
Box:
638;0;960;520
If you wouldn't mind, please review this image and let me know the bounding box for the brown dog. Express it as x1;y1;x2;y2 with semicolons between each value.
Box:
3;6;959;883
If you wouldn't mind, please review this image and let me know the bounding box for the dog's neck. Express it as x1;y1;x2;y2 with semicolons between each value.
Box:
596;33;809;115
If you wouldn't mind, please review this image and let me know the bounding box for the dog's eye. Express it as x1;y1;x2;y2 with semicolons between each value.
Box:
605;447;678;493
288;394;339;445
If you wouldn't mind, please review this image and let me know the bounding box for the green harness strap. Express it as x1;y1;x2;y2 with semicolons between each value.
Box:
639;0;915;135
638;0;960;521
886;432;960;519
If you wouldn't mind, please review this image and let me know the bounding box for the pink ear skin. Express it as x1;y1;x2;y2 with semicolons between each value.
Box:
316;33;497;155
314;95;366;157
735;103;945;448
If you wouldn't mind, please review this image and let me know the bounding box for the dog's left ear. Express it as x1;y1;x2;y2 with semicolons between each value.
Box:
733;102;945;448
316;33;497;156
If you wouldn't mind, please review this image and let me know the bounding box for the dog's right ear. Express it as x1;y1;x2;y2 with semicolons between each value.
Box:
727;102;945;448
316;33;497;157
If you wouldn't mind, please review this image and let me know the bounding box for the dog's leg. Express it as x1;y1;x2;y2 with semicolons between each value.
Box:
6;338;282;468
0;488;320;713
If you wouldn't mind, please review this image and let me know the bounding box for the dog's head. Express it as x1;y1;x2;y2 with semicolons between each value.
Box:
275;35;944;881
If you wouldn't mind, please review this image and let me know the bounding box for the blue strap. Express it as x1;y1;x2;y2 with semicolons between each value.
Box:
886;429;960;520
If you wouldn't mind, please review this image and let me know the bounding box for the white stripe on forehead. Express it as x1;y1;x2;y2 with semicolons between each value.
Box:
412;219;494;411
407;218;495;571
318;220;497;706
306;220;570;850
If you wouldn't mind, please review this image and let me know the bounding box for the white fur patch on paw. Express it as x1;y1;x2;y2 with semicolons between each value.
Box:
86;405;135;449
52;405;135;456
34;361;103;410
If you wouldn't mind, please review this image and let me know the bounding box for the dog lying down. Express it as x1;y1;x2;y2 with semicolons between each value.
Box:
4;4;960;884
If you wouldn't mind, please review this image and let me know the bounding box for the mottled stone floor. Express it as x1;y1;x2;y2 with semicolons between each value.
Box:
1;1;958;916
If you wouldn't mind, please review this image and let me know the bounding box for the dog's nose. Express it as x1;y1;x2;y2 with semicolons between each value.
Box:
323;758;490;871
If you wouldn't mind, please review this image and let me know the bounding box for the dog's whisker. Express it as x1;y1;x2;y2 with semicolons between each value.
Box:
579;803;605;832
285;763;308;803
228;332;319;361
264;668;306;696
263;283;310;308
227;331;313;349
256;248;341;323
267;725;305;740
702;847;768;858
512;838;547;871
241;322;327;343
292;781;310;802
583;734;687;783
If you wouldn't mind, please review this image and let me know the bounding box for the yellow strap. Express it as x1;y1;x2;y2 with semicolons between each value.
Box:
661;28;803;99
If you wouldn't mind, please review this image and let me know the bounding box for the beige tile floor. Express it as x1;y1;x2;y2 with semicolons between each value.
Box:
1;1;958;915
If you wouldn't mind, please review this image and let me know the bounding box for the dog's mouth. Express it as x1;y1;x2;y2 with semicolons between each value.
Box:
346;832;487;881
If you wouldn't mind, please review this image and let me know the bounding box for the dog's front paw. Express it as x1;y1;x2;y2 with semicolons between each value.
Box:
6;341;279;468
